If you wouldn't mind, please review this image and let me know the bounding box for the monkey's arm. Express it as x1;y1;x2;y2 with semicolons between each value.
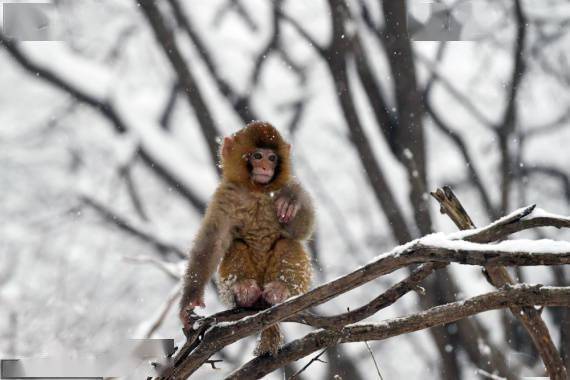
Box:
180;190;233;313
277;180;315;240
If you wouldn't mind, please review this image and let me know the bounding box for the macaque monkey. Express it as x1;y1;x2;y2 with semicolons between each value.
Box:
179;121;315;355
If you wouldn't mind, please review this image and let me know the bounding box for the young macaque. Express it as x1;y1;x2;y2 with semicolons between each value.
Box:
179;121;315;355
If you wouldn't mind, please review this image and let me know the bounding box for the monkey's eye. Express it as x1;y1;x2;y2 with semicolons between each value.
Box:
252;152;263;160
268;155;277;162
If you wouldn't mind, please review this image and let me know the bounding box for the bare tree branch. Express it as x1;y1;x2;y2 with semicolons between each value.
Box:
0;31;207;213
228;285;570;379
425;100;499;220
213;0;259;32
80;194;186;258
432;186;567;380
522;165;570;204
497;0;528;214
415;52;496;128
159;81;181;131
135;285;181;338
276;10;327;57
137;0;221;169
381;0;431;234
288;348;327;380
122;255;181;280
166;0;257;123
164;207;570;377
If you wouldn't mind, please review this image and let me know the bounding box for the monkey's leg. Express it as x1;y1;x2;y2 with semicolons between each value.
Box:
264;238;312;297
218;240;264;307
254;239;312;356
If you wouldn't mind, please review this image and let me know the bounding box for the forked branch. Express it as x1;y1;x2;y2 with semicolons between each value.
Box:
164;203;570;378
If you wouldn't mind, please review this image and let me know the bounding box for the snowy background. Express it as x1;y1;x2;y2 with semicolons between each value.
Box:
1;0;570;378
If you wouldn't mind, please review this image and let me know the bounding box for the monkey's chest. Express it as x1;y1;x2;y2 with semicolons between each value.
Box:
234;198;281;252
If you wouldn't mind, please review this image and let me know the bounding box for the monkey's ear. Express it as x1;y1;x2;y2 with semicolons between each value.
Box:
222;137;235;159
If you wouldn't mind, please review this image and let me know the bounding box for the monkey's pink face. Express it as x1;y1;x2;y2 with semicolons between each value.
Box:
249;148;278;184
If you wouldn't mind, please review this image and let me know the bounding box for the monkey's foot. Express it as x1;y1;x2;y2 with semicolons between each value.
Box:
232;279;262;307
262;281;290;305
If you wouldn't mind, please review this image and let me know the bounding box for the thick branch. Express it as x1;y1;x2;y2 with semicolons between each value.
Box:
193;262;445;331
381;0;431;234
459;206;570;244
323;0;413;245
228;285;570;379
497;0;528;214
432;187;567;380
166;226;570;377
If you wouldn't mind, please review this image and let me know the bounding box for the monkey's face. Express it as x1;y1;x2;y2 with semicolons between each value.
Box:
249;148;278;185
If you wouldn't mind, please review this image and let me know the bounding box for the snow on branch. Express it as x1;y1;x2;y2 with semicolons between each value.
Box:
228;284;570;379
432;186;567;380
162;205;570;379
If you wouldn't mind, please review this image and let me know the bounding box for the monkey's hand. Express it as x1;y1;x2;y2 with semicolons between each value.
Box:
179;296;205;332
275;193;300;224
276;181;315;240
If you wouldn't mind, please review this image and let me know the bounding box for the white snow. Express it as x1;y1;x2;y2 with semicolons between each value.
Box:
421;233;570;255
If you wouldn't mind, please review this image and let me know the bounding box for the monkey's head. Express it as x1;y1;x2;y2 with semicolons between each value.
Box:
220;121;292;192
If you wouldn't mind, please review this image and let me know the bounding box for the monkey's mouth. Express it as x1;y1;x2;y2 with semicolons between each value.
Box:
252;173;273;184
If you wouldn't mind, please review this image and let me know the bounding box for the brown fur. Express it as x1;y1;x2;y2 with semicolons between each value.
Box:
180;121;315;355
221;121;292;193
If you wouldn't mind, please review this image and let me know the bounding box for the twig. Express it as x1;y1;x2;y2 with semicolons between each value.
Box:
159;81;181;131
121;164;150;221
522;165;570;203
288;348;327;380
81;194;186;258
122;255;181;280
522;109;570;139
364;341;384;380
415;52;496;128
206;359;224;369
426;102;498;220
213;0;258;32
136;285;181;338
276;10;327;57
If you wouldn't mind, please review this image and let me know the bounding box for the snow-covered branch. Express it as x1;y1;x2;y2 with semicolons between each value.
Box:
163;205;570;378
432;186;567;380
228;284;570;379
